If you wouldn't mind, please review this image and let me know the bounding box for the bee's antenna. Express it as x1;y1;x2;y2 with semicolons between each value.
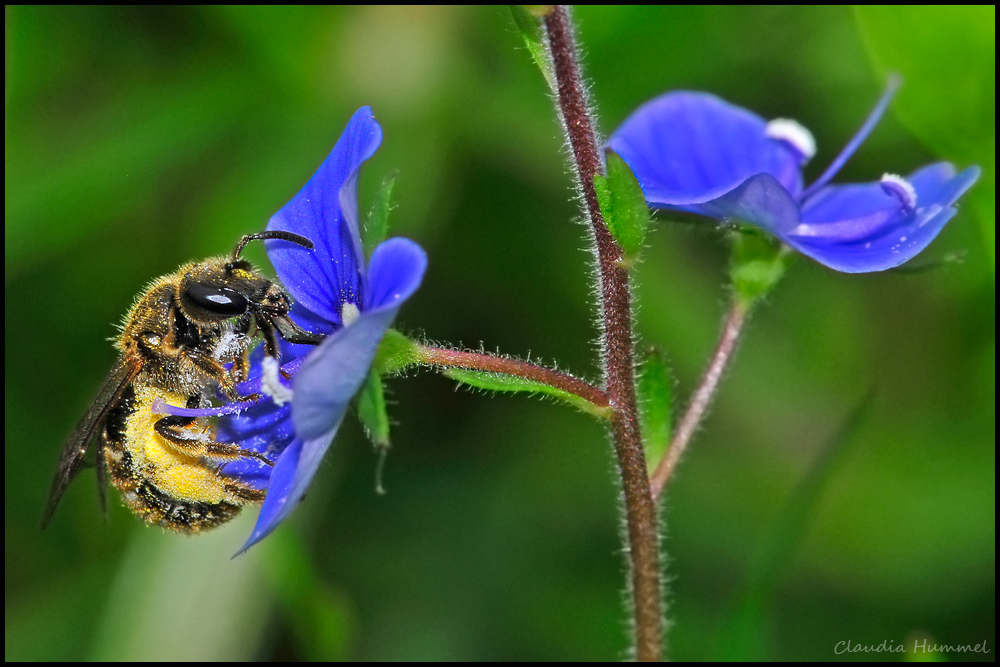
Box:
231;231;315;262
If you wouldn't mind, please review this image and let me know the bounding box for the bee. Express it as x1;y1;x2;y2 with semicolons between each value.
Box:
41;231;324;532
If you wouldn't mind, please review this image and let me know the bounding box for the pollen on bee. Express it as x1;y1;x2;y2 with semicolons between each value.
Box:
170;426;211;442
213;330;244;361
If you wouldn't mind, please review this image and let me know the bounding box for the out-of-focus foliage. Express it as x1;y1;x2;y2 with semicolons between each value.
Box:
6;6;994;661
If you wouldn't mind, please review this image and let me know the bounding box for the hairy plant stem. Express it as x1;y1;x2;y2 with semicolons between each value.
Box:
543;6;663;660
650;298;750;500
417;345;609;410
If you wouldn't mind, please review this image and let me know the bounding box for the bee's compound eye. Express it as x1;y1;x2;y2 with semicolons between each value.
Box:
186;284;249;316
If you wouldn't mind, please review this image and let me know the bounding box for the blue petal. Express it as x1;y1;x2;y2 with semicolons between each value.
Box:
218;342;303;488
908;163;981;208
607;91;804;210
697;173;802;235
219;400;294;454
235;307;399;554
788;164;980;273
283;303;336;358
292;239;426;440
235;437;306;554
364;237;429;310
796;183;903;239
787;206;958;273
266;107;383;323
291;308;397;440
236;239;427;549
218;455;277;493
217;400;294;487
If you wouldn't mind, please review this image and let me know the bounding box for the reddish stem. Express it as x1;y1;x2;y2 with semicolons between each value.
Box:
544;6;662;661
651;299;749;500
418;345;609;410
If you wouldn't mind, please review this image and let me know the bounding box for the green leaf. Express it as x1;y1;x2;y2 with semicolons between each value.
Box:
357;368;391;449
855;6;995;271
729;228;792;307
510;5;556;91
636;348;672;468
443;368;611;418
594;150;651;266
363;173;397;255
373;328;422;375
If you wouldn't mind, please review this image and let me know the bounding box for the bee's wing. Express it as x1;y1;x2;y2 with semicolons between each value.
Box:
40;356;141;529
96;429;110;518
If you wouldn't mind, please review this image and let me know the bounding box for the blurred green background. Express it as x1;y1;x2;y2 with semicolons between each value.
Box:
5;6;994;661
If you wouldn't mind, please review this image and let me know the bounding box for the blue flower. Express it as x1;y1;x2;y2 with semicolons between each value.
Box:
607;80;980;273
217;107;426;552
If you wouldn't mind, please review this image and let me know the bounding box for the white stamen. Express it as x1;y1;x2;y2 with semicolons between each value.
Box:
341;302;361;327
766;118;816;162
261;355;293;406
880;173;918;212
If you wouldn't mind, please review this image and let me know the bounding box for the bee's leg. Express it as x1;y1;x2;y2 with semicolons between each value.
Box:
182;351;257;403
267;313;326;347
204;441;274;467
182;351;241;400
221;479;266;503
154;414;198;441
256;313;326;380
261;321;281;360
231;347;251;385
154;416;274;467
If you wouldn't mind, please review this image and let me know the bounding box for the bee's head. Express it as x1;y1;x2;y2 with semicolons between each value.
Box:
178;231;313;325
